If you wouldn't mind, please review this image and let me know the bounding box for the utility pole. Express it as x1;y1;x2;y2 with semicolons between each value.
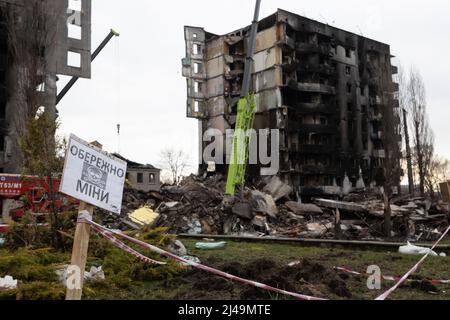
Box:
403;108;414;195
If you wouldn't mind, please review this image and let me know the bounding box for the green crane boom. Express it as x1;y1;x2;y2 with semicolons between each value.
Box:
225;0;261;196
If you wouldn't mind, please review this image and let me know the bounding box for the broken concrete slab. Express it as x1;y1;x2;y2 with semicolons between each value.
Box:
250;190;278;219
285;201;323;215
262;176;293;202
232;202;254;220
167;240;188;256
315;199;367;213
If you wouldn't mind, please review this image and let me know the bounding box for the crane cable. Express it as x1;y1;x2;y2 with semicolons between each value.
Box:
115;34;121;154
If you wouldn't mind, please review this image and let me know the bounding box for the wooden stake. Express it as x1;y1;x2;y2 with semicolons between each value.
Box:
66;141;102;301
65;202;94;300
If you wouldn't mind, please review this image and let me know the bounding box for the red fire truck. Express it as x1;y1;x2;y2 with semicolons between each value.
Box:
0;174;78;234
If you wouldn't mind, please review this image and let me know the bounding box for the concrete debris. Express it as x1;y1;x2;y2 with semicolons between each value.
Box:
251;215;268;230
262;176;293;202
0;276;18;290
232;202;254;220
187;219;202;235
314;199;367;213
285;202;323;216
56;265;105;287
250;190;278;219
167;240;187;256
180;256;201;267
110;174;449;242
85;266;106;282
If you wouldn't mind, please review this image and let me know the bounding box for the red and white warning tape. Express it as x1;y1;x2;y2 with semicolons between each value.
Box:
78;216;326;301
375;225;450;300
334;267;450;285
77;213;450;301
89;223;167;266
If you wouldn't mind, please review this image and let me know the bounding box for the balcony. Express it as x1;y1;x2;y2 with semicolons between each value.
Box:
290;81;336;95
292;124;337;135
371;131;383;141
298;165;337;175
391;65;398;75
293;43;334;56
369;111;383;122
373;150;386;158
297;145;336;154
296;64;335;75
392;82;399;92
291;103;336;115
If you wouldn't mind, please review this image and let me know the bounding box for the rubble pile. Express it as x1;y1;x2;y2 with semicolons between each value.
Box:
114;174;450;242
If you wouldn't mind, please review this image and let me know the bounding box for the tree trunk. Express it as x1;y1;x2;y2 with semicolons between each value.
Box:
48;174;63;250
415;121;425;196
383;190;392;237
403;109;414;194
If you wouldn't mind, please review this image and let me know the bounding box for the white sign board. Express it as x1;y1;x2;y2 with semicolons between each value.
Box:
60;135;127;214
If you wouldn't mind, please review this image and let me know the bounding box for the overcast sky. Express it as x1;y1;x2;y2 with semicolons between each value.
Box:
57;0;450;172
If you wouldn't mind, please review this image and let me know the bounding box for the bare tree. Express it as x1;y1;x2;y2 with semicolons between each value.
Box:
159;149;190;185
407;67;434;196
379;60;403;237
428;156;450;195
398;64;414;194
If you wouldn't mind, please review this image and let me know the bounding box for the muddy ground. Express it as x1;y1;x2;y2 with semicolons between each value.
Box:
174;257;352;300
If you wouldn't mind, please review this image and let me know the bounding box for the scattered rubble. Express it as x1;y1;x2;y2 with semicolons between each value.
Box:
110;174;449;242
56;265;106;287
0;276;18;290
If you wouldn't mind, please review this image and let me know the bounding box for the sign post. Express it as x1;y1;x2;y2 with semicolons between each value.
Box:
60;136;126;300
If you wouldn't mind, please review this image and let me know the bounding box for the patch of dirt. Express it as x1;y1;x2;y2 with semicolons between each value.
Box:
174;258;352;300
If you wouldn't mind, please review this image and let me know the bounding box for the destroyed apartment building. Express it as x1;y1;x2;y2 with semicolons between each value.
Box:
183;9;402;198
0;0;91;173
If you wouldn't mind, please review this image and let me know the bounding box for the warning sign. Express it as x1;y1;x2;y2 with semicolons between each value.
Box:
60;135;127;214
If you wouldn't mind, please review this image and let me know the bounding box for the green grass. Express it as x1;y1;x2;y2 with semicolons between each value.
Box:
1;238;449;300
180;239;450;300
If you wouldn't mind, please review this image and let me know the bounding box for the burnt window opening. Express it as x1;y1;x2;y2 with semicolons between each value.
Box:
149;173;156;185
0;135;4;152
193;33;198;39
0;99;6;119
126;172;130;180
347;83;352;94
345;48;352;58
347;103;353;113
137;173;144;184
361;105;367;114
345;66;351;75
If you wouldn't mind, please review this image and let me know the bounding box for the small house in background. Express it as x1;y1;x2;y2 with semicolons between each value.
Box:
113;154;161;192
